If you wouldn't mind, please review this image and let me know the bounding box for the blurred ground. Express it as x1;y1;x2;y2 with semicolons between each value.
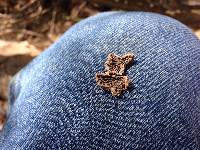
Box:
0;0;200;130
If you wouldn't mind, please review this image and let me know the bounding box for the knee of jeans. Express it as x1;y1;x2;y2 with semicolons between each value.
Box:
4;12;200;148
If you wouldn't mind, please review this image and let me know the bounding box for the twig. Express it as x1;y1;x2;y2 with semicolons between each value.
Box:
21;29;43;37
50;10;57;34
18;0;38;12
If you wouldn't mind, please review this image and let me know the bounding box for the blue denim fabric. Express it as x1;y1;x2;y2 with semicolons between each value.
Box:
0;12;200;150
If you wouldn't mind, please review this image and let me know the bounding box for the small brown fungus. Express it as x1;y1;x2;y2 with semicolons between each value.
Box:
96;52;135;96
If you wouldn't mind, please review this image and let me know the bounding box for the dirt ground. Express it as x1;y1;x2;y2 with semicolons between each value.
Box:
0;0;200;130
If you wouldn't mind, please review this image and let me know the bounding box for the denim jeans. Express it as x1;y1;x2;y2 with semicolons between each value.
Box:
0;12;200;150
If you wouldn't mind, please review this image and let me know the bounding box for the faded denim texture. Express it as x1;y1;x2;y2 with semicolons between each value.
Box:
0;12;200;149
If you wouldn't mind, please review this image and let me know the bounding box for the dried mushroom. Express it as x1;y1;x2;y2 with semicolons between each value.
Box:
96;52;135;96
